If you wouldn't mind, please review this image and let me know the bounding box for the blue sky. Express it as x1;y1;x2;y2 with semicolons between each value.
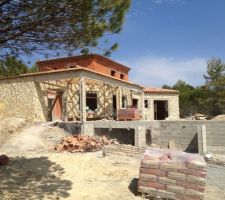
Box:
108;0;225;87
25;0;225;87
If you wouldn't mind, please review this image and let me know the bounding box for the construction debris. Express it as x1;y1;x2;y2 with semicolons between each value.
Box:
0;155;9;165
138;148;206;200
54;135;118;153
194;113;208;120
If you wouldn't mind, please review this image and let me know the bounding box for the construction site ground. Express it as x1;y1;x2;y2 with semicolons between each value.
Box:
0;118;225;200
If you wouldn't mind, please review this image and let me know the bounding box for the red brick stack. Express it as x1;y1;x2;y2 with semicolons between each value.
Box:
118;108;140;121
138;148;206;200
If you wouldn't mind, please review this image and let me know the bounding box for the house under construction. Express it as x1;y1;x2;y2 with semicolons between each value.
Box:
0;54;179;122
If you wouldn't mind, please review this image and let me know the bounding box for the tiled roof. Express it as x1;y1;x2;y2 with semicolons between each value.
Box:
144;87;179;94
36;53;131;71
0;66;143;88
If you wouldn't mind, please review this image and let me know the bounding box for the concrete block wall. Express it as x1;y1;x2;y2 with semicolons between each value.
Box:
204;123;225;154
58;120;225;155
151;121;199;153
95;128;135;145
151;121;225;154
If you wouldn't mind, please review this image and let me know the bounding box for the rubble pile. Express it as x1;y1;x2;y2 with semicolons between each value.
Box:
138;148;206;200
54;135;117;153
0;155;9;165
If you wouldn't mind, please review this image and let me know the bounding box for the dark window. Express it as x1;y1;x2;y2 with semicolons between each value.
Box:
120;74;124;79
111;70;116;76
144;100;149;108
132;99;139;108
86;93;97;111
122;96;127;108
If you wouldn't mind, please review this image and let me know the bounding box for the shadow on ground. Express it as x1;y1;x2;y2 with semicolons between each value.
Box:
0;156;72;200
128;178;139;196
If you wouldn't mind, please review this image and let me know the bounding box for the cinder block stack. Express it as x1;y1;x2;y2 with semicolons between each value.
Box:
138;148;206;200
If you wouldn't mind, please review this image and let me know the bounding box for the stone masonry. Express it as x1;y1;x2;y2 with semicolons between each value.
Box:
144;93;179;120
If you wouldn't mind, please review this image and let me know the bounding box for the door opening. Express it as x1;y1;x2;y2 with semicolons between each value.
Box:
112;95;117;119
132;99;139;108
48;91;63;121
154;100;168;120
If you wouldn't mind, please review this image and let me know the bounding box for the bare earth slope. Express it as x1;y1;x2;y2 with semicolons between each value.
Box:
0;118;28;146
0;119;225;200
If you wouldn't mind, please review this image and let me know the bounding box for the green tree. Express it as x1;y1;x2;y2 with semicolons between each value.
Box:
0;56;35;77
0;0;130;60
204;58;225;115
172;80;196;117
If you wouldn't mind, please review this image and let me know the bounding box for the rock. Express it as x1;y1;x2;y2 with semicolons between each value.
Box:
0;154;9;165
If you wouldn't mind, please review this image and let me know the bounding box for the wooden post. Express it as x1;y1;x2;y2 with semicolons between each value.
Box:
79;76;86;122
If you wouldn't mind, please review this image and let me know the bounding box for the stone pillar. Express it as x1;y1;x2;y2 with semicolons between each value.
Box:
135;126;146;147
81;122;94;136
79;76;86;122
140;92;145;120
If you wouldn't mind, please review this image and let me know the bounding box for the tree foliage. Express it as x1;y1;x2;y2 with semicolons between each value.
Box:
0;0;131;60
0;57;37;77
163;58;225;117
204;58;225;115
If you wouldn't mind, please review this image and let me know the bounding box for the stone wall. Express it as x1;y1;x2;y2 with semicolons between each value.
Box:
0;74;137;122
0;77;45;121
144;93;179;120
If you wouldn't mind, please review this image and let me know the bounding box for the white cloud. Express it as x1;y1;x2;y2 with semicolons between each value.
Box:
151;0;184;4
120;56;207;87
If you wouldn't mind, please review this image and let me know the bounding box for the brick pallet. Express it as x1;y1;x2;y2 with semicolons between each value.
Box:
138;148;206;200
117;108;140;121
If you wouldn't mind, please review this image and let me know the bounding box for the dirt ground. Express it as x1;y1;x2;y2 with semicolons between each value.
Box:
0;119;225;200
0;151;142;200
0;151;225;200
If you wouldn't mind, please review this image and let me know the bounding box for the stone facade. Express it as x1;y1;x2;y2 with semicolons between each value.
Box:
0;56;179;122
0;77;45;121
0;71;137;121
144;93;179;120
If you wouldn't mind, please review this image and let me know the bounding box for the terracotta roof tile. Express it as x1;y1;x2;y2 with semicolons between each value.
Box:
144;87;179;94
36;53;131;71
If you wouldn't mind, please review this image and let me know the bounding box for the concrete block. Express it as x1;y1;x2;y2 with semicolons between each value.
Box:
139;174;157;182
138;186;156;196
141;159;159;169
167;185;185;195
156;190;175;199
185;189;204;200
158;177;176;185
186;175;206;186
167;172;186;181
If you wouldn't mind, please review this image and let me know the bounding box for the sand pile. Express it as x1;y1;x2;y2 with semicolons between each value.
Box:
1;125;68;154
0;118;28;145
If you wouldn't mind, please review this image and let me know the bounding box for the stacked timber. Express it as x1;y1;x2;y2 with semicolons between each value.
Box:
138;148;206;200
